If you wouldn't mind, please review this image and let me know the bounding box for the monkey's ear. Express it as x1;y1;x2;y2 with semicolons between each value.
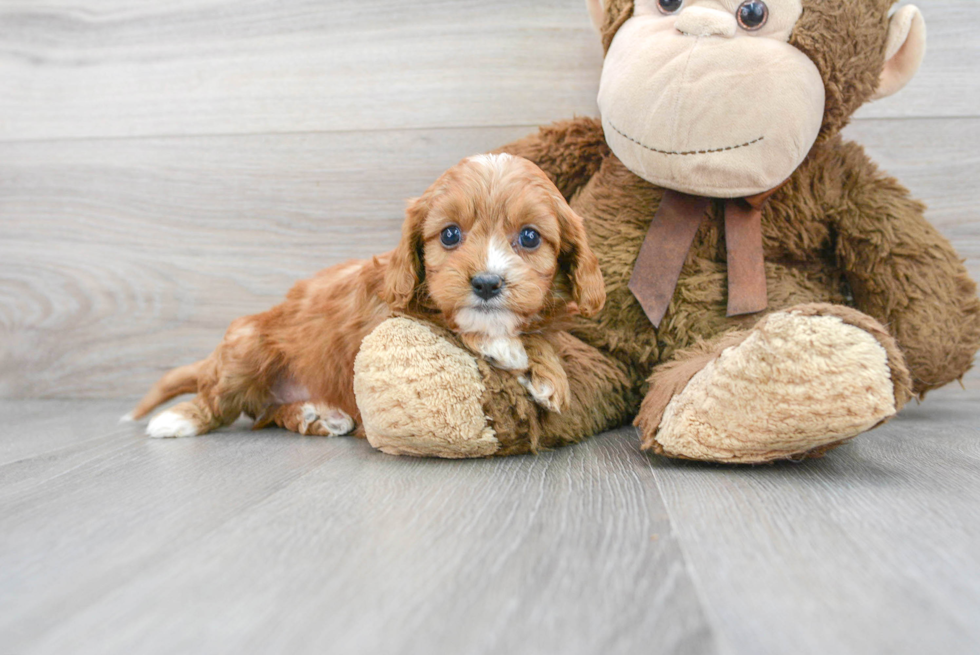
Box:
586;0;604;33
383;197;428;312
873;5;927;101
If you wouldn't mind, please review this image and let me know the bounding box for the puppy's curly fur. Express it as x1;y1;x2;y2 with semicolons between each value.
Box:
131;154;604;439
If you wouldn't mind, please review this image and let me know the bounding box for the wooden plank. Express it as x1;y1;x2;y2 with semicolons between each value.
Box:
4;394;979;654
855;0;980;121
0;404;716;655
0;399;134;466
0;0;604;141
0;0;975;142
0;404;340;653
649;387;980;655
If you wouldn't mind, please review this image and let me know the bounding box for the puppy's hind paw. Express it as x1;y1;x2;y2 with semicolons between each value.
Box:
146;410;200;438
300;403;355;437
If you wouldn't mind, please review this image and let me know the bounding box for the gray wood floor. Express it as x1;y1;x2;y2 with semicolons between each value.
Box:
2;388;979;654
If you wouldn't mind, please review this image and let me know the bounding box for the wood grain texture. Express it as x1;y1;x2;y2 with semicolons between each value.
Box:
3;392;980;653
0;0;604;141
0;401;716;655
649;387;980;655
0;0;975;142
853;0;980;120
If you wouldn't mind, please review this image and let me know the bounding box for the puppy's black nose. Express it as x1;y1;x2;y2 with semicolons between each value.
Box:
471;273;504;301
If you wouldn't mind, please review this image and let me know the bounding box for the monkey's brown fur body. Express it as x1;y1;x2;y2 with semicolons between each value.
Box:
352;0;980;462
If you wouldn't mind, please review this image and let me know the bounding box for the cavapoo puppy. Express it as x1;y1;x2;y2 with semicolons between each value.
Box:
129;153;605;441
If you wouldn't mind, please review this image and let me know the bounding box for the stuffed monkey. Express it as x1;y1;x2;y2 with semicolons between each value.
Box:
353;0;980;463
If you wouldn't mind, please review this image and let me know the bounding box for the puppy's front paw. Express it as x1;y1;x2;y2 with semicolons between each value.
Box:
479;337;529;372
518;373;569;413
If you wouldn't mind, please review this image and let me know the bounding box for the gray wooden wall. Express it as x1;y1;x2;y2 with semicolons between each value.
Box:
1;0;977;399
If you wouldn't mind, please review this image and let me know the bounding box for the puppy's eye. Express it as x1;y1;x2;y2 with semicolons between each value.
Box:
657;0;683;14
518;227;541;250
440;225;462;248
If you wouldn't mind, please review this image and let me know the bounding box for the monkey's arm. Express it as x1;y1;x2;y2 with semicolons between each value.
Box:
492;118;610;201
831;142;980;396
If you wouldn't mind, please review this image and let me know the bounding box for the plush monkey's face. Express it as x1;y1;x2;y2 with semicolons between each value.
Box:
598;0;825;197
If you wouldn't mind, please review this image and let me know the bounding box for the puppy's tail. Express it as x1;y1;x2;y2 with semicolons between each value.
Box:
128;360;206;420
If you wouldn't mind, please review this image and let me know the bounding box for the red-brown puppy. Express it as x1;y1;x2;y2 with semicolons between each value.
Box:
130;154;604;439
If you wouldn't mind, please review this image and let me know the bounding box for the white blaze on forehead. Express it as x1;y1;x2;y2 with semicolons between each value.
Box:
466;152;515;178
484;237;521;278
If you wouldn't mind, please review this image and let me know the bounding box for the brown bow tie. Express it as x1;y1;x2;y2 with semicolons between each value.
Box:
629;188;780;329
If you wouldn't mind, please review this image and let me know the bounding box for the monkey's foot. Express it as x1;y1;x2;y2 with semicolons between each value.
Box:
637;304;912;464
353;317;500;458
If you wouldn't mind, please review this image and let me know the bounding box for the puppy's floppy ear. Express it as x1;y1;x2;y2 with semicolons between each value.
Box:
555;197;605;318
383;196;429;312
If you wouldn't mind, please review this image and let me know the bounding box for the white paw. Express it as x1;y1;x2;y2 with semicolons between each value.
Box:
299;403;355;436
518;375;560;413
480;337;528;371
146;410;200;439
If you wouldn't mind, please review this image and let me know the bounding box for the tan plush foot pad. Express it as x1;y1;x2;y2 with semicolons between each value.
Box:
654;310;898;463
353;317;499;458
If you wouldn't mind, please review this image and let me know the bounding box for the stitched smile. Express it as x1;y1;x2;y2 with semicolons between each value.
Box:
607;120;764;156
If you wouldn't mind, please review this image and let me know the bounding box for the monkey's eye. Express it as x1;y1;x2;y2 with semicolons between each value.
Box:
440;225;462;248
736;0;768;30
657;0;683;15
518;227;541;250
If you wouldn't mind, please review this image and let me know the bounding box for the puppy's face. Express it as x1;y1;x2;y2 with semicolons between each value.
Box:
384;154;604;337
